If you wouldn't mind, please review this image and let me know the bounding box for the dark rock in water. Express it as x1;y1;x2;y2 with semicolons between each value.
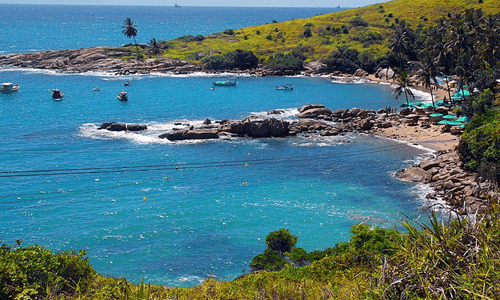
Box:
127;124;148;131
243;116;271;138
267;109;285;115
217;116;289;138
98;122;147;132
98;122;113;130
107;123;127;131
159;129;219;141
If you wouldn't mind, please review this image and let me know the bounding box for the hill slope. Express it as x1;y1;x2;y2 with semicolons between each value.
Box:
158;0;499;63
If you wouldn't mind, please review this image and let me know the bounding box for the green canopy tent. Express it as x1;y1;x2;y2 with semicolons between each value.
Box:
438;120;462;126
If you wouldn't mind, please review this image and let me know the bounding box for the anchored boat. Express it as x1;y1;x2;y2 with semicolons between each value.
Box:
1;82;20;94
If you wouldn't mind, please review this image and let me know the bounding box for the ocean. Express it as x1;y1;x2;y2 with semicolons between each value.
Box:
0;5;433;287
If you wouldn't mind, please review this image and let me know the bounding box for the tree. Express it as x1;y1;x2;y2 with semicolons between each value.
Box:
122;18;140;59
415;56;440;108
393;70;415;106
265;228;298;256
148;38;162;56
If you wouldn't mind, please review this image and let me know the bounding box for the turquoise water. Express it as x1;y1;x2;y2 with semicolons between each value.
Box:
1;5;430;287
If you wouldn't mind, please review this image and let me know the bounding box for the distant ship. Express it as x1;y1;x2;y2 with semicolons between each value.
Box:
174;4;181;8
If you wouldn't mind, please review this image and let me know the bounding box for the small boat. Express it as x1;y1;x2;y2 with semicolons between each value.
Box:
1;82;20;94
93;87;100;91
276;84;294;91
212;79;236;87
117;91;128;101
124;82;131;86
52;89;64;101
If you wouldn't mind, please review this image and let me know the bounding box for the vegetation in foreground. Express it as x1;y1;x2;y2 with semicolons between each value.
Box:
2;197;500;299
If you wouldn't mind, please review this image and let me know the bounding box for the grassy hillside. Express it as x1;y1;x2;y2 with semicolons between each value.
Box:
146;0;500;64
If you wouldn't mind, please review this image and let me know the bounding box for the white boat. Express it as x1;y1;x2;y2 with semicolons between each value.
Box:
52;89;64;100
1;82;20;94
276;83;294;91
212;79;236;87
117;91;128;101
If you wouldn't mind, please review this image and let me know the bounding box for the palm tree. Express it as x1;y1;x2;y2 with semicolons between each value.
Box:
122;18;140;59
148;38;162;56
393;71;415;107
390;28;410;69
415;56;439;108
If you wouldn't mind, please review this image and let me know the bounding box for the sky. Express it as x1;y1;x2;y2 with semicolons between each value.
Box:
0;0;390;8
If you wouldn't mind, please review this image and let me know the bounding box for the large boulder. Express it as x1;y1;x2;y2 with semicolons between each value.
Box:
353;69;368;77
296;108;332;119
107;123;127;131
304;61;328;73
218;117;290;138
375;67;395;80
127;124;148;131
298;104;325;113
397;167;432;183
268;118;290;137
243;116;271;137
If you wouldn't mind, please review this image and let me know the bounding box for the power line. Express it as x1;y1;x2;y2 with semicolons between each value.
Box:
0;143;409;178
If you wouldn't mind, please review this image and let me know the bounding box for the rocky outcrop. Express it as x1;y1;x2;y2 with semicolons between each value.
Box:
397;151;495;215
375;67;395;80
353;69;369;77
0;47;204;74
98;122;147;132
218;116;290;138
304;61;328;73
159;129;219;141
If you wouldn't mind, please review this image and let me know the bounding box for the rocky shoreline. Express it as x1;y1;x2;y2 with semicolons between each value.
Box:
0;47;323;76
97;103;495;215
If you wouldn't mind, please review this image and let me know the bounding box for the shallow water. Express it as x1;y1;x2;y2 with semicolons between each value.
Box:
0;70;432;286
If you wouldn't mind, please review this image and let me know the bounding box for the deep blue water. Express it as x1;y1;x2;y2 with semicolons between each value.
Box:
0;4;340;54
0;5;431;287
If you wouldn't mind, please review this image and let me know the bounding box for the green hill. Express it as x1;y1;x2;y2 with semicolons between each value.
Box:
148;0;499;64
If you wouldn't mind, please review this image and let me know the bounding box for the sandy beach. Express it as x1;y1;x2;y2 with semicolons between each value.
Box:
365;74;460;152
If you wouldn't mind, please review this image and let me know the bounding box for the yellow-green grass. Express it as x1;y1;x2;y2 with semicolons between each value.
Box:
150;0;499;63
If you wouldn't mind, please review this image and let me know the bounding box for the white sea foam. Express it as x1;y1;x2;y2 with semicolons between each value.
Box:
78;120;222;145
330;76;371;85
177;275;205;285
250;107;299;119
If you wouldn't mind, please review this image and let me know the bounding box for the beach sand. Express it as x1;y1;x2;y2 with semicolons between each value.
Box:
365;74;460;152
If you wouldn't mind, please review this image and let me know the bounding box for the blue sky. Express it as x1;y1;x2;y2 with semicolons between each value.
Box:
0;0;389;7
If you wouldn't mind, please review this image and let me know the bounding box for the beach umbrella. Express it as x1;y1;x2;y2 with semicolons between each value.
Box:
437;120;462;126
429;113;443;118
456;116;468;123
443;114;457;120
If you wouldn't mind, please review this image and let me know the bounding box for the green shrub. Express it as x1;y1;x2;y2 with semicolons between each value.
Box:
176;34;204;42
202;49;259;70
350;16;369;27
302;27;313;38
0;243;95;299
266;51;304;71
